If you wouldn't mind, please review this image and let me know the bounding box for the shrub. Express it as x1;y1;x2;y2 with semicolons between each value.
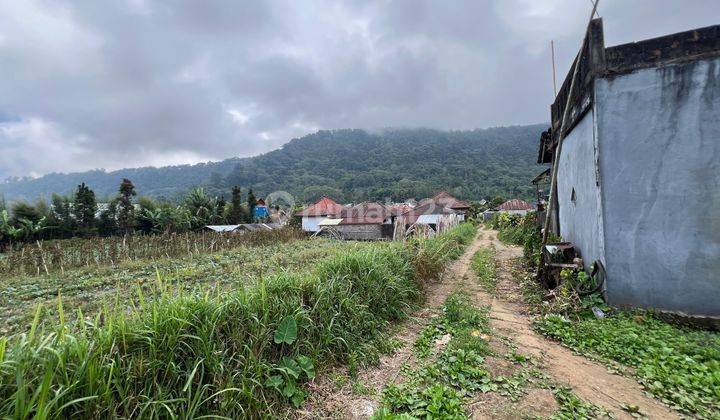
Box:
492;213;543;267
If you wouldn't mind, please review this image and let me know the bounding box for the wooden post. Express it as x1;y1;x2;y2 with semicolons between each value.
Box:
538;0;601;278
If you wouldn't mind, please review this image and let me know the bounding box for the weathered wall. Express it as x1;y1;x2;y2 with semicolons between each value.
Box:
556;111;606;270
336;224;383;240
595;57;720;317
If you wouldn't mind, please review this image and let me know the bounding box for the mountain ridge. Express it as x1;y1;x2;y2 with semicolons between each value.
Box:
0;125;546;203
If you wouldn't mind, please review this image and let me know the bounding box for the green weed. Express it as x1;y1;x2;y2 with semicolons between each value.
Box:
536;312;720;418
377;293;492;419
471;247;496;293
550;387;613;419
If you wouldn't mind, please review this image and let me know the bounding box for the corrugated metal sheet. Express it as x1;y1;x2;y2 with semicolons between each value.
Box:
205;225;241;232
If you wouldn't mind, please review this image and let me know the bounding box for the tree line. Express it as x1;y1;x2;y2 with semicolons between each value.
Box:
0;179;264;248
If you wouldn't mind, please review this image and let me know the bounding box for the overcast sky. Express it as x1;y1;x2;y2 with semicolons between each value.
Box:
1;0;718;179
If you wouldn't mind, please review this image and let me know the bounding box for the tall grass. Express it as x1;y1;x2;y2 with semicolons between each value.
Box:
0;225;476;418
410;223;477;282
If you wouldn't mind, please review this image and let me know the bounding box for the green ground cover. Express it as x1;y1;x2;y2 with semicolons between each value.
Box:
536;312;720;418
471;247;497;294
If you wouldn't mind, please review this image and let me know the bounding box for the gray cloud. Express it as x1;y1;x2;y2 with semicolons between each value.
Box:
1;0;718;178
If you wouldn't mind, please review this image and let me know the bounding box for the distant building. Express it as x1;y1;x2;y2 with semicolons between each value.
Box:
418;191;471;220
494;199;535;216
401;202;459;226
295;196;345;232
331;202;393;240
538;19;720;319
254;198;268;218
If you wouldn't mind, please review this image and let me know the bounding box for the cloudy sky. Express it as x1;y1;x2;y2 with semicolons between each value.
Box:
1;0;717;178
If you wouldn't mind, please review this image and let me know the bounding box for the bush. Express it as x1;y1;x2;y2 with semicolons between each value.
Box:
409;224;476;282
492;213;542;267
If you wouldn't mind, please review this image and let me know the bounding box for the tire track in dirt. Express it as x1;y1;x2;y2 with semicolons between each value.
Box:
474;226;679;420
302;228;679;419
301;230;488;419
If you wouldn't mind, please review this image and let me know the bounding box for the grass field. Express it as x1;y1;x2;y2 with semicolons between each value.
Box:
0;223;477;418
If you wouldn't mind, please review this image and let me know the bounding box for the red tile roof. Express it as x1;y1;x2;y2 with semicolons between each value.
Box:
295;197;345;217
495;199;534;211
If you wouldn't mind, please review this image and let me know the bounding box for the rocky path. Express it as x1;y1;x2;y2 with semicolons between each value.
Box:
304;227;679;419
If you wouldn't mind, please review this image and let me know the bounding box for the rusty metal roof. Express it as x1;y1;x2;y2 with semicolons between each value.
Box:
495;199;534;211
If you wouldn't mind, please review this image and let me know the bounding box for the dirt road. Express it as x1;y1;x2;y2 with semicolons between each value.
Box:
471;226;678;419
305;227;678;419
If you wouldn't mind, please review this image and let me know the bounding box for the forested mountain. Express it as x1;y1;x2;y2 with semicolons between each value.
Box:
0;125;545;204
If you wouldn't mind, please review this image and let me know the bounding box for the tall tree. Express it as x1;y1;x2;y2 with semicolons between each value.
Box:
10;201;40;225
117;178;137;234
50;194;75;238
73;182;97;233
247;188;257;222
214;195;227;224
97;199;118;236
226;186;245;224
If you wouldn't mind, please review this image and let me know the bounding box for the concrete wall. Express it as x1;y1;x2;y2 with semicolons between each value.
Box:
301;216;325;232
595;57;720;317
556;111;606;270
336;224;383;240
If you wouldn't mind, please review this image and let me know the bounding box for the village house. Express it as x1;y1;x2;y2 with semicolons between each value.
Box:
295;196;345;233
482;199;535;221
418;191;471;220
319;202;393;240
400;202;460;233
496;199;535;216
538;19;720;319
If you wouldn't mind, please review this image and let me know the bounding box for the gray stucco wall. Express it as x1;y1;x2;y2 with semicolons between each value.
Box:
556;111;606;270
595;57;720;316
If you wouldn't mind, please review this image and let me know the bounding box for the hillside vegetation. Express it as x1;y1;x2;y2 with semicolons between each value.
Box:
0;126;545;203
